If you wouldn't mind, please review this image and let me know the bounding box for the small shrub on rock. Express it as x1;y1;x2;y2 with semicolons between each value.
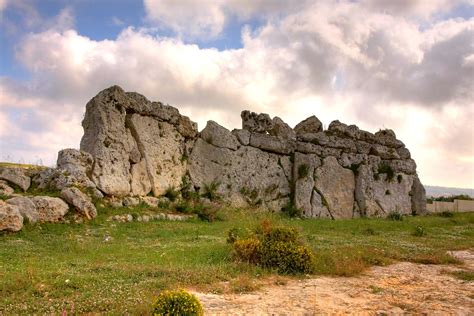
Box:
164;187;179;202
387;211;403;221
152;289;203;316
281;201;302;218
202;181;221;201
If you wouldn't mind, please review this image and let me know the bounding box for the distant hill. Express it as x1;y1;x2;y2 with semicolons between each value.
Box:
425;185;474;198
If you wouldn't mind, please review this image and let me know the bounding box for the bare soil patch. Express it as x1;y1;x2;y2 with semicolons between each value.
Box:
194;250;474;315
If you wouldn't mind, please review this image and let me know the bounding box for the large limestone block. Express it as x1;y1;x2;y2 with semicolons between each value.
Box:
232;129;251;146
241;110;274;133
355;164;414;216
338;153;367;168
293;153;320;216
127;114;187;196
297;132;329;145
61;187;97;219
269;117;296;140
7;196;38;223
311;191;331;218
200;121;240;150
130;160;152;196
296;142;323;155
294;116;323;135
410;176;427;215
369;144;400;159
189;139;291;207
327;120;359;139
80;86;136;195
0;200;23;231
314;157;355;219
249;133;295;155
0;167;31;191
386;159;417;175
31;196;69;222
57;149;94;173
374;129;404;148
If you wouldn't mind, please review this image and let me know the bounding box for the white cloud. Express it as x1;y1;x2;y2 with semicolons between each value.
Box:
1;1;473;187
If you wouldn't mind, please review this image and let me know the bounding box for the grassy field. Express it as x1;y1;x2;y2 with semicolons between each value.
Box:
0;205;473;314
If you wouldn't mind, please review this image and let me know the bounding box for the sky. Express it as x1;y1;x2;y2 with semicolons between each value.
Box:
0;0;473;188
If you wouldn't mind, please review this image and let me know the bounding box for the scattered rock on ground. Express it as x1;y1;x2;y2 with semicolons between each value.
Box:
6;196;39;223
0;180;14;196
31;196;69;222
0;200;23;231
61;187;97;219
0;167;31;191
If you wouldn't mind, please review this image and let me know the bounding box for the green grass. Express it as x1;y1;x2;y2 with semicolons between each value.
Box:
0;162;47;170
0;206;473;314
447;270;474;282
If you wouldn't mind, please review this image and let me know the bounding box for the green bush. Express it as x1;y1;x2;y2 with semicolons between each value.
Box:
377;163;395;182
413;226;426;237
194;202;219;222
260;241;315;274
231;222;315;274
202;181;221;201
232;238;261;264
297;164;309;179
165;187;179;202
152;289;203;316
439;211;455;218
281;201;302;218
387;211;403;221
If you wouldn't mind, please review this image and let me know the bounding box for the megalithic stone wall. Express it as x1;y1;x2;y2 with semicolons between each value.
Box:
79;86;427;218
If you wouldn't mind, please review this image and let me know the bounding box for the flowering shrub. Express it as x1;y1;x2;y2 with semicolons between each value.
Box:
152;289;203;316
230;222;315;274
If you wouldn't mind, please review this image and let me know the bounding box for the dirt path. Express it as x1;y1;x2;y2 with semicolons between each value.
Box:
194;251;474;315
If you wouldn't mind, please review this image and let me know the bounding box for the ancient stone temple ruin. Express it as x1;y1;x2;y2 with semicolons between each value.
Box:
78;86;426;218
0;85;426;230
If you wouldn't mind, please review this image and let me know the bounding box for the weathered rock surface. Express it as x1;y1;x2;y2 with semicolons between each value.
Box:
127;114;187;196
31;196;69;222
201;121;240;150
61;187;97;219
0;167;31;191
0;180;14;196
315;157;355;219
293;153;320;216
269;117;296;140
294;116;323;135
80;86;196;197
410;176;427;215
189;139;290;210
0;200;23;231
249;133;295;155
6;196;38;223
241;111;273;133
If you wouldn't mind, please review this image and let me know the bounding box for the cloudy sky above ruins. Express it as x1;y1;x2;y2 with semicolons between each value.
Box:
0;0;473;188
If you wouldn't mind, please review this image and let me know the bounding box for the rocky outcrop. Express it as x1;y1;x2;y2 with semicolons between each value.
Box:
0;200;23;232
80;86;197;197
37;85;426;219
